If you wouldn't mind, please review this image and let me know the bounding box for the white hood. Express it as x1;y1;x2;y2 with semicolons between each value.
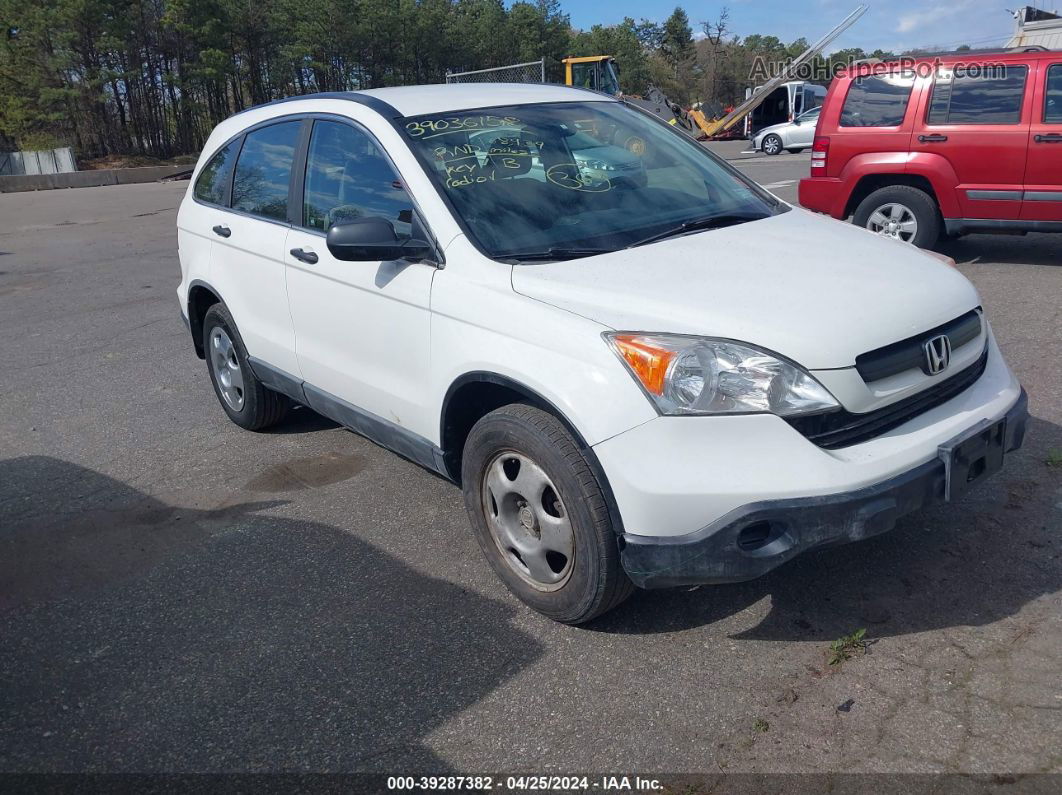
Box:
511;209;980;370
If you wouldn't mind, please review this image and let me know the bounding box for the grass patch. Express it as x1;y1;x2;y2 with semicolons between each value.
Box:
827;628;868;666
1046;449;1062;468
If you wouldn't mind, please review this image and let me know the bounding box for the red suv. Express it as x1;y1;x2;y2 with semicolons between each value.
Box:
800;50;1062;248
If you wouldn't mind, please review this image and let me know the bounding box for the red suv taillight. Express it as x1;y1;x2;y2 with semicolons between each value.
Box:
811;136;830;171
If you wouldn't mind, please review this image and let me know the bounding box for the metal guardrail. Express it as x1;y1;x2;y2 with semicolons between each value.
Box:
0;147;77;176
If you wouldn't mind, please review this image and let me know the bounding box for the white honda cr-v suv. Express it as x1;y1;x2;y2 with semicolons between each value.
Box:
177;83;1028;624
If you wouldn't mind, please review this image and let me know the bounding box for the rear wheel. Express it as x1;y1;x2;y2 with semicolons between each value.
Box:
786;147;805;154
461;404;633;624
203;304;290;431
853;185;941;249
762;134;783;155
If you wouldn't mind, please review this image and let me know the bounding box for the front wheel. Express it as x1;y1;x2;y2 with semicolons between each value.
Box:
461;404;633;624
761;134;783;155
852;185;941;248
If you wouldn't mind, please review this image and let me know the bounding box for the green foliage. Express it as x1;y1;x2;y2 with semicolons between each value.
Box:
827;628;868;666
661;7;694;67
0;2;909;159
0;0;571;158
569;17;649;96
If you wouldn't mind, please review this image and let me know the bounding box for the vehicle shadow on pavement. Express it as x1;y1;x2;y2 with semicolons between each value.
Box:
260;403;340;435
593;415;1062;639
0;455;541;772
938;234;1062;267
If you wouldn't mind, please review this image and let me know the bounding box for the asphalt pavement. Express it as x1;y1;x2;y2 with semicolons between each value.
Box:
1;149;1060;778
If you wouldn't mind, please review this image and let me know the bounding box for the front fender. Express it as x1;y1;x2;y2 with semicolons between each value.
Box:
427;238;657;451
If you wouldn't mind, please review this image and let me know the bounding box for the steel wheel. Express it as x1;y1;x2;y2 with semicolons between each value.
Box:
481;450;575;592
209;326;245;411
866;202;919;242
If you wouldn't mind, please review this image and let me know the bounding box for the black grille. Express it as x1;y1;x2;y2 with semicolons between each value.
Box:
787;344;989;449
856;309;982;383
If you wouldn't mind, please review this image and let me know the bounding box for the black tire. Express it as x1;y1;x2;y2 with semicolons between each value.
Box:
786;147;805;154
202;303;290;431
852;185;941;249
461;404;634;624
762;134;783;155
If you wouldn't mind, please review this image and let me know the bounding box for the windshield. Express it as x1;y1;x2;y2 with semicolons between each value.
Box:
401;101;784;261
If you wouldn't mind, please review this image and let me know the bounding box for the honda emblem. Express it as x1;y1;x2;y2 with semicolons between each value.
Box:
924;334;951;375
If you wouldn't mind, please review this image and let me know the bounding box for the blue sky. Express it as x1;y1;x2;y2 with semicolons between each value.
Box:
564;0;1027;55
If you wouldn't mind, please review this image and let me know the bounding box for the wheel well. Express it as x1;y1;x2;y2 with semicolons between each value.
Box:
187;284;221;359
440;379;535;482
439;374;627;534
844;174;939;219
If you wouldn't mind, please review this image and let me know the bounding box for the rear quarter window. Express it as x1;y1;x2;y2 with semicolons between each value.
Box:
194;139;239;205
839;74;915;127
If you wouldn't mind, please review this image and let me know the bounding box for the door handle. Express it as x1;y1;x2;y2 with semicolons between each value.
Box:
289;247;319;264
1034;133;1062;143
918;134;948;143
212;224;231;238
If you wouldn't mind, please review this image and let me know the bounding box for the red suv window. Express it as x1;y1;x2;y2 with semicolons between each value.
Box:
1045;64;1062;123
839;74;915;127
927;65;1028;125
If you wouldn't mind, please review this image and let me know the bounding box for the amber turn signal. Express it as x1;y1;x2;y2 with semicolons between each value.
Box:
610;334;676;396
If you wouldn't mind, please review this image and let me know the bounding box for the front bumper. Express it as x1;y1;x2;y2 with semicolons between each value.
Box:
620;389;1028;588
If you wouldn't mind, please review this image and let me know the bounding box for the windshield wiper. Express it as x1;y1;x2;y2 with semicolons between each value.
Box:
626;213;767;249
498;247;613;263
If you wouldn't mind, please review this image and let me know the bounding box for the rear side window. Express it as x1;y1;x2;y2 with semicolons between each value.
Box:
1046;64;1062;123
840;74;915;127
193;139;239;205
928;66;1028;125
231;121;302;221
302;120;414;235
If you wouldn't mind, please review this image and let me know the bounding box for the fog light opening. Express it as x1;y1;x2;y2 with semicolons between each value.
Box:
737;521;777;552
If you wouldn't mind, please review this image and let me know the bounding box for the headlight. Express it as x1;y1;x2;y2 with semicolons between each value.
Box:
604;333;839;417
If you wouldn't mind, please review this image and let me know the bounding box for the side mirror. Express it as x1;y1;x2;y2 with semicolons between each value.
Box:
326;217;433;262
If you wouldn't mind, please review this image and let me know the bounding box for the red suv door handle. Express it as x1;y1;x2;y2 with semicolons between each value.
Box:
918;134;949;143
1034;133;1062;143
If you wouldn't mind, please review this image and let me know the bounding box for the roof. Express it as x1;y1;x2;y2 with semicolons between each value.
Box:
208;83;611;152
847;50;1055;73
356;82;612;117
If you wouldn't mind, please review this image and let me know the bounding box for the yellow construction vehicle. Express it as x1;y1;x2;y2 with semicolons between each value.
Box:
562;56;622;95
562;56;698;134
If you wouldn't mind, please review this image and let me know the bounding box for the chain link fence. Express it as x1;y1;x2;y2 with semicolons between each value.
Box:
446;59;546;85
